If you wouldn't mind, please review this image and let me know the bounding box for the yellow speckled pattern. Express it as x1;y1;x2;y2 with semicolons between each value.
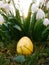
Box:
17;36;33;55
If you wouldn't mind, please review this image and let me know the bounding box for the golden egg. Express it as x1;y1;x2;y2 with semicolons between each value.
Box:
17;36;33;55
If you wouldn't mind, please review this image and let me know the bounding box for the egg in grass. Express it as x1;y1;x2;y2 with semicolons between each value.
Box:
17;36;33;55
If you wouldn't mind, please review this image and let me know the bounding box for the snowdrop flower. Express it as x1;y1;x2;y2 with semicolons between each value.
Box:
0;1;10;13
46;1;49;9
2;4;10;13
32;3;39;13
39;0;46;7
43;18;49;26
0;1;4;7
0;14;4;25
0;1;5;8
36;9;45;20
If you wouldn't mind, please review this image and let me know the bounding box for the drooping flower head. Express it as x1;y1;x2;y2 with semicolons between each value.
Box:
36;9;45;20
32;3;39;13
46;1;49;10
39;0;46;7
0;1;10;14
43;18;49;26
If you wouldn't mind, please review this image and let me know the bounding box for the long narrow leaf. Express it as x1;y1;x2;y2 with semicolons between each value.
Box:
33;19;46;42
41;26;49;41
22;3;33;35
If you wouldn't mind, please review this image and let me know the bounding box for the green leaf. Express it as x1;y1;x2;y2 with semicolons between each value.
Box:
13;55;25;63
14;25;22;31
28;13;36;38
22;3;33;35
41;26;49;41
15;9;22;28
0;12;8;22
16;9;21;22
33;19;46;42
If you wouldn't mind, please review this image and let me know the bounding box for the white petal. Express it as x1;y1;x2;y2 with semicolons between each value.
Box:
39;0;46;7
39;0;46;5
0;1;4;8
0;14;4;25
3;4;10;13
36;9;45;20
32;3;39;13
0;1;10;13
43;18;49;26
46;1;49;9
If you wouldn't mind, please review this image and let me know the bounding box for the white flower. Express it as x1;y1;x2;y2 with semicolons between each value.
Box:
43;18;49;26
46;1;49;9
0;1;10;13
32;3;39;13
36;9;45;20
0;14;4;25
39;0;46;7
0;1;4;7
0;1;5;8
3;4;10;12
